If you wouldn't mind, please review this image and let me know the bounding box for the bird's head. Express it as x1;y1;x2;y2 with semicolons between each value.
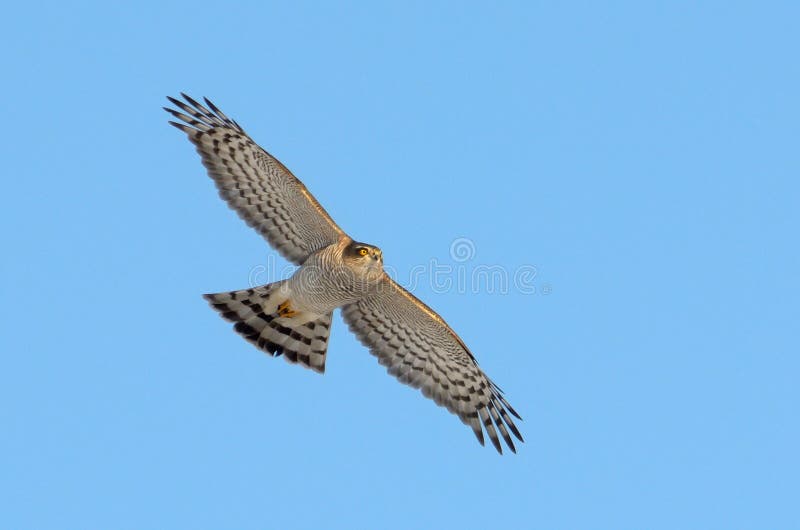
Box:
343;240;384;278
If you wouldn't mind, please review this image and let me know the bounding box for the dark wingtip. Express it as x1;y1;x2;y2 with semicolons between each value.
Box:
168;121;190;132
204;96;221;114
490;436;503;454
473;428;485;447
508;421;524;442
181;92;203;109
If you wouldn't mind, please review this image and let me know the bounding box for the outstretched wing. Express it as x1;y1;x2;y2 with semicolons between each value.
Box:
165;94;346;265
341;276;523;454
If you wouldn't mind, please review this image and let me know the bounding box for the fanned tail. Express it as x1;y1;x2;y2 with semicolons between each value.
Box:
204;282;332;373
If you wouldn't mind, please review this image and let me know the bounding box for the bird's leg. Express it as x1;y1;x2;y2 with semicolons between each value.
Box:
277;300;298;318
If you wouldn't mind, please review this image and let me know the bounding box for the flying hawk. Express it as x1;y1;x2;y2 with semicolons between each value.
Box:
165;94;523;453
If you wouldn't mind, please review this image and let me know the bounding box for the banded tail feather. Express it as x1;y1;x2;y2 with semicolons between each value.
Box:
203;282;333;373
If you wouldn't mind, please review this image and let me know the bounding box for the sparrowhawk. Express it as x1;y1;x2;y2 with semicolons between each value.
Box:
165;94;523;453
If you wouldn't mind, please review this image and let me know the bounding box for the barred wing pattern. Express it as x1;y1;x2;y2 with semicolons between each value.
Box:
342;276;523;453
165;94;346;265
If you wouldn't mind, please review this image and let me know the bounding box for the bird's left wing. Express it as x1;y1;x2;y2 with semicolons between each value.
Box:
165;94;346;265
341;276;523;453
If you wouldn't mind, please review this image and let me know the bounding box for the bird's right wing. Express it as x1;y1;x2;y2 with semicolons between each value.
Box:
165;94;347;265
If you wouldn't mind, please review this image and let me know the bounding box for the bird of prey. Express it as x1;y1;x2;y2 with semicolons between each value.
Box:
165;94;523;453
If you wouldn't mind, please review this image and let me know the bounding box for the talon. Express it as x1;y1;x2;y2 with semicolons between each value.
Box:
277;300;298;318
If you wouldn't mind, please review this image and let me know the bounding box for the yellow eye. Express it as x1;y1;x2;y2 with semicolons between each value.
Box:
358;248;368;256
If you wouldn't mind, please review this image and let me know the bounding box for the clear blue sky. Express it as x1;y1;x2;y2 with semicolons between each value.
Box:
2;1;798;528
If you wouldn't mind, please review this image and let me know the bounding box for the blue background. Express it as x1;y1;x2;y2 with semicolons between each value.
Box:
2;2;798;528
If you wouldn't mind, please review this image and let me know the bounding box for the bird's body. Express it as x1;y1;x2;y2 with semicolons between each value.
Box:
282;239;384;317
166;94;523;453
